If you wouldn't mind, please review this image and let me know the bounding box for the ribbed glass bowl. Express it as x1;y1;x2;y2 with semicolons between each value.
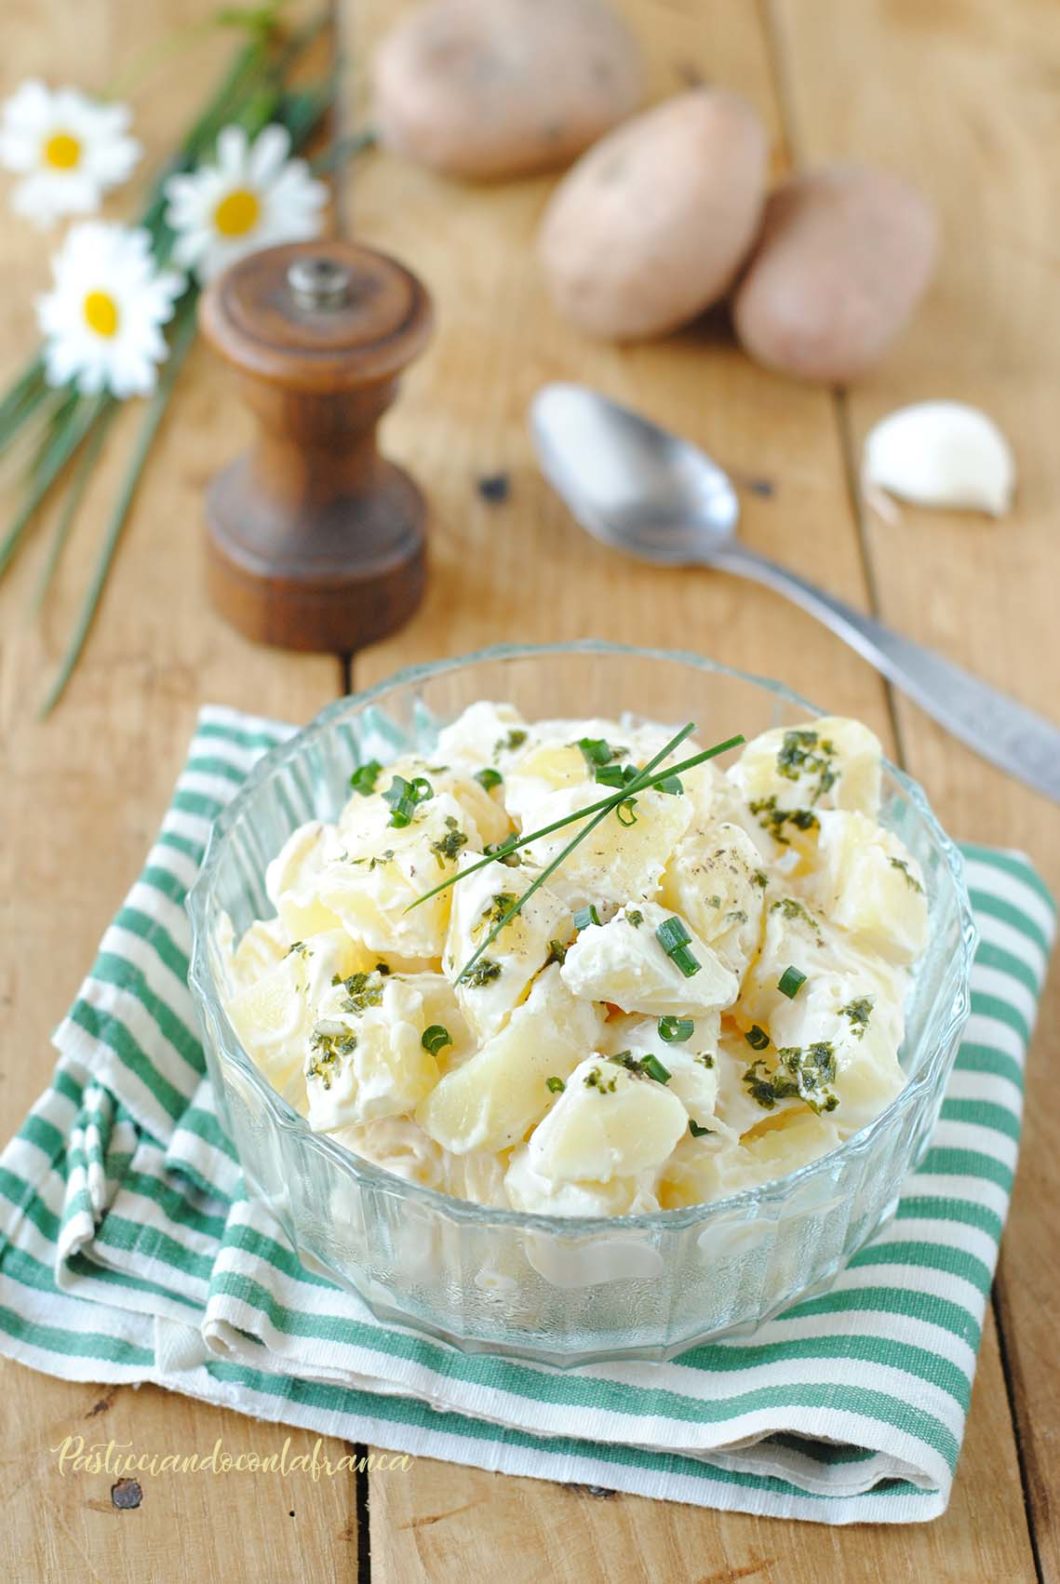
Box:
187;642;975;1367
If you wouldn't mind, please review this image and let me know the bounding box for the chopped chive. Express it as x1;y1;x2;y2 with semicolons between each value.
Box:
545;938;568;966
639;1053;672;1084
656;916;691;954
484;838;522;868
658;1016;694;1044
745;1024;771;1051
350;760;382;796
688;1120;713;1138
578;737;614;767
626;909;644;927
475;767;503;792
778;965;807;999
656;773;684;795
594;762;634;789
421;1025;453;1057
573;904;601;931
545;1075;565;1094
463;958;502;987
615;798;638;826
383;774;433;828
670;945;701;978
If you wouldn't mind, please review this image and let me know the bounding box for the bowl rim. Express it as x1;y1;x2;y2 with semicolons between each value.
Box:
187;639;977;1234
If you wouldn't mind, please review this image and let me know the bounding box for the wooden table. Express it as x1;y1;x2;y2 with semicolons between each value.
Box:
2;0;1057;1578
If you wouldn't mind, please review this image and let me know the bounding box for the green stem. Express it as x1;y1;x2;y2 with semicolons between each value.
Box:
310;125;375;174
0;396;110;579
409;729;747;916
33;406;117;611
453;727;744;985
39;303;198;717
0;358;48;459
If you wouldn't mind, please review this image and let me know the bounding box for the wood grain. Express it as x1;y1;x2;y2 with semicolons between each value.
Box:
0;0;1054;1578
347;0;1043;1579
769;1;1060;1575
0;4;352;1580
369;1328;1026;1584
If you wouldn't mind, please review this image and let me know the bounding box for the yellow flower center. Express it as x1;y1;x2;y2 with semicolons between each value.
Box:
83;290;120;339
213;188;261;238
43;131;82;170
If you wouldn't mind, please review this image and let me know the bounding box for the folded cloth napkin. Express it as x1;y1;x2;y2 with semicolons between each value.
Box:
0;707;1054;1525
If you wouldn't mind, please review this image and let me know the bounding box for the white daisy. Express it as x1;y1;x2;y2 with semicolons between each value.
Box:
37;223;184;398
163;124;327;282
0;80;140;228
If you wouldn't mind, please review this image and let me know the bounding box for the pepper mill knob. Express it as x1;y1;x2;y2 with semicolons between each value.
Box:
199;238;433;653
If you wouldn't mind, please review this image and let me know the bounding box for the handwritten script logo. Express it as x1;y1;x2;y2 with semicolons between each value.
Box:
51;1435;412;1480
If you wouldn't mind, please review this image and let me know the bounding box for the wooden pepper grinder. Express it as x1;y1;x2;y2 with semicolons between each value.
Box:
198;238;433;653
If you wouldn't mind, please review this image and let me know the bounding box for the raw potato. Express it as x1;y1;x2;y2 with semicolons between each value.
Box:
538;88;769;340
733;164;938;382
371;0;644;180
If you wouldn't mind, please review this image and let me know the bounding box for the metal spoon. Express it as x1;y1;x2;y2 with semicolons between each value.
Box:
530;383;1060;804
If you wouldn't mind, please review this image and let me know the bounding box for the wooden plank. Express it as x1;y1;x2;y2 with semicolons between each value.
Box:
370;1327;1028;1584
769;0;1060;1575
0;4;356;1579
348;1;1036;1578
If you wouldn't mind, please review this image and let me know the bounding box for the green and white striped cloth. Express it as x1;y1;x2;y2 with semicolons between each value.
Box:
0;707;1053;1524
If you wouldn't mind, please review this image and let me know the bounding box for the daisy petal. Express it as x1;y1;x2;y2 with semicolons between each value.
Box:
248;123;292;183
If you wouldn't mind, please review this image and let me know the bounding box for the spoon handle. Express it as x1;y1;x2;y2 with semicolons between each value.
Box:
711;543;1060;803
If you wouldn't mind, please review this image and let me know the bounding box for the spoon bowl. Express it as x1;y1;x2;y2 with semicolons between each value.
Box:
530;383;738;564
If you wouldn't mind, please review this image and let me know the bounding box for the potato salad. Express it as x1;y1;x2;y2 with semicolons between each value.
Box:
221;703;929;1217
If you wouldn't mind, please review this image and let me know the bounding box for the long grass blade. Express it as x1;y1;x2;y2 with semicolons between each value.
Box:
0;395;109;580
453;727;743;985
309;125;375;174
39;305;198;716
0;357;48;459
33;405;117;610
408;728;747;914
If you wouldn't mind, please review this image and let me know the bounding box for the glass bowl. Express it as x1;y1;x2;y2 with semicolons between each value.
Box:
187;642;975;1367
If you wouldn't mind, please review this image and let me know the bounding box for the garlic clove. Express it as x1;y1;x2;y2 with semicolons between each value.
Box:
862;401;1015;517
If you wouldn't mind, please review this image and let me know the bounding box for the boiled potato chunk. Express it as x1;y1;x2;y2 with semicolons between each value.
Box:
522;785;692;908
318;791;473;959
505;1145;657;1216
229;916;289;992
768;967;908;1136
305;977;438;1131
738;893;874;1030
417;967;600;1154
527;1056;688;1183
814;810;928;965
657;1126;759;1209
436;700;528;765
729;717;882;854
265;820;344;939
561;902;737;1016
741;1107;843;1166
399;971;474;1070
444;856;572;1041
600;1012;720;1127
660;821;766;978
226;931;365;1106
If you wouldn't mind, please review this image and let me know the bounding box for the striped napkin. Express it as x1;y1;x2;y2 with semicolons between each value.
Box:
0;707;1053;1525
